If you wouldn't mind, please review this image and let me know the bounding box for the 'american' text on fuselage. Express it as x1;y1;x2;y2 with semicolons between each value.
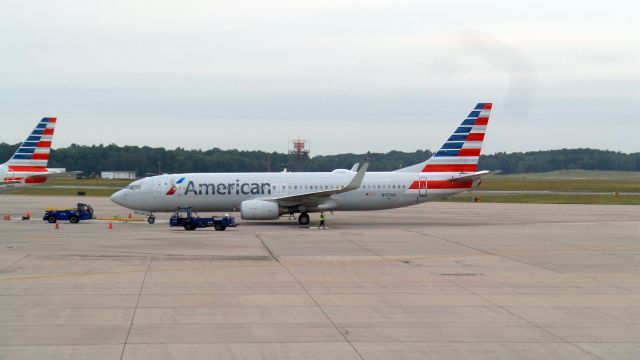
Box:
184;180;271;196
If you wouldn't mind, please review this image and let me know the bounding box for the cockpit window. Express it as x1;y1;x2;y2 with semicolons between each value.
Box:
128;184;142;191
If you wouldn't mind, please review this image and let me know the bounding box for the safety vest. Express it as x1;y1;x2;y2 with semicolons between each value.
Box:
320;214;326;221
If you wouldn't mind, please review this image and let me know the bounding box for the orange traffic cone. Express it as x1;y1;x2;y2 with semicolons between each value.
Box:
128;213;132;219
108;222;113;230
54;223;59;230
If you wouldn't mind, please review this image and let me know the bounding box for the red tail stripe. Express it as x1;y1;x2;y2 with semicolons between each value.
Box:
483;103;492;110
8;166;48;172
409;180;473;189
466;133;485;141
25;176;48;184
37;141;52;148
31;154;49;160
457;149;481;157
475;117;489;126
42;128;55;135
422;164;478;172
47;118;57;123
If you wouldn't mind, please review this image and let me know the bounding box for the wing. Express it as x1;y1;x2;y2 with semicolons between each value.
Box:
263;162;369;208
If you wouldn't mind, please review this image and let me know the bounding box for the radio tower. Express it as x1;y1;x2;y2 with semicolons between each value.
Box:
289;138;310;172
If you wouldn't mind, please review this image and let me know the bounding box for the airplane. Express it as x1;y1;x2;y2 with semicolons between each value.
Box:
0;117;75;192
111;103;493;225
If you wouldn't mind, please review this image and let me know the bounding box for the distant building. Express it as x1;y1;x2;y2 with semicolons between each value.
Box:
101;171;137;180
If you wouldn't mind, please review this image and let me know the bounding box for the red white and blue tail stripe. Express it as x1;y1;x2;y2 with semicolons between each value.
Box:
6;117;56;172
422;103;490;173
396;103;491;175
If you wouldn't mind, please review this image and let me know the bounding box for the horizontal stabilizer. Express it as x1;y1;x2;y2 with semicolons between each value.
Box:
448;170;500;183
24;171;81;183
0;180;20;186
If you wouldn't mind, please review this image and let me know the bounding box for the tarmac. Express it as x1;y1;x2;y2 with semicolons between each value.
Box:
0;195;638;360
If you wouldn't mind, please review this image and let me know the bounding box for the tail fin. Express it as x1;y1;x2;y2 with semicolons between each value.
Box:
397;103;491;173
6;117;57;170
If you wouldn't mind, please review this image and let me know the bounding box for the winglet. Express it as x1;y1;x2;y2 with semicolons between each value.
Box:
341;162;369;192
350;163;360;172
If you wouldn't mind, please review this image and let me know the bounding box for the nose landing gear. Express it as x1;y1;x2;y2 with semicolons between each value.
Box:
147;215;156;224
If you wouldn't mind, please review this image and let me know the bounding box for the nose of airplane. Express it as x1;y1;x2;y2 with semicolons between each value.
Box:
111;189;128;207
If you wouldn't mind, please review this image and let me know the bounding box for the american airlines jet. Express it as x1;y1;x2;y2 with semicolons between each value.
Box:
0;118;71;192
111;103;493;225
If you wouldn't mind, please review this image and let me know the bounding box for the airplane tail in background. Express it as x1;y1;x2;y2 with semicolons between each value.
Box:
397;103;491;173
4;117;56;171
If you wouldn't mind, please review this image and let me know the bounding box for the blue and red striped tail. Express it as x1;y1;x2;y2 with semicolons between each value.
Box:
421;103;491;173
6;117;56;172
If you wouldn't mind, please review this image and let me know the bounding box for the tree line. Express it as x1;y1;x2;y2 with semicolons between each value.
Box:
0;143;638;176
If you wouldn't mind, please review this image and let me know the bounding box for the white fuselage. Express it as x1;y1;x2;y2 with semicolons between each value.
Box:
111;170;471;213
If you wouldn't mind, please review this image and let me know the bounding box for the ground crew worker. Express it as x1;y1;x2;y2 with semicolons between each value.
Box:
318;212;326;230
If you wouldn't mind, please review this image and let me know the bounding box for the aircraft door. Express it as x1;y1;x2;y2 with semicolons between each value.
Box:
418;176;427;198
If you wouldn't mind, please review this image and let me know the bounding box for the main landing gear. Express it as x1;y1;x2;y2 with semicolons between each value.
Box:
298;212;310;226
147;214;156;224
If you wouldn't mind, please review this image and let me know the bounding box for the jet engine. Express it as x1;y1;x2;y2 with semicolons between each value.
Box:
240;200;280;220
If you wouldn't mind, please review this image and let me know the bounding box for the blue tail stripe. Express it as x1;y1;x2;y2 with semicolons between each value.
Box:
454;126;472;134
447;135;468;142
12;154;33;160
441;142;464;149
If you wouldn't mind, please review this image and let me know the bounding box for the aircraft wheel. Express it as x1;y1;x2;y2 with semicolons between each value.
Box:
69;215;79;224
147;216;155;224
47;215;57;224
298;213;310;226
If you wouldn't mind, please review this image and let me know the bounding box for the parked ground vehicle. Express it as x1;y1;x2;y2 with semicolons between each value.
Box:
169;207;236;231
43;203;95;224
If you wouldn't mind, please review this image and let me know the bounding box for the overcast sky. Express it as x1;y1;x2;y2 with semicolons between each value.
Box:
0;0;638;155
